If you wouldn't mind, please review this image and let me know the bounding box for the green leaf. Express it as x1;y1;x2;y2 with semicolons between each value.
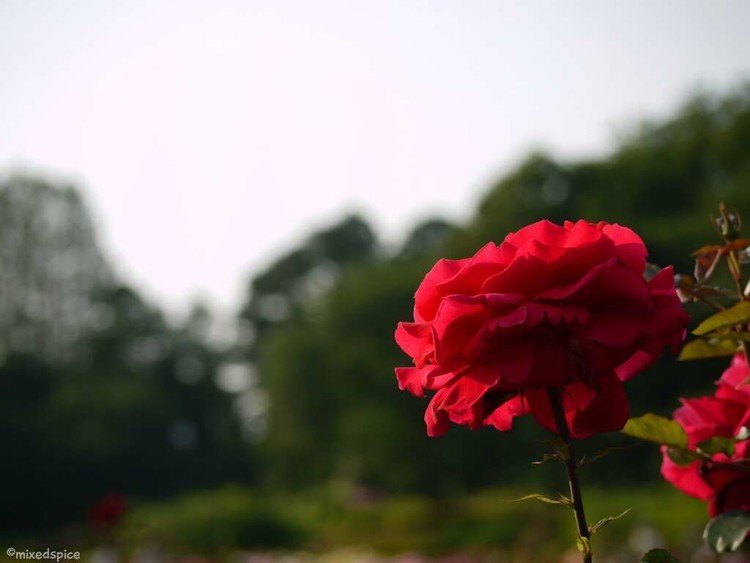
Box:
515;493;572;507
697;436;737;456
666;447;700;466
693;301;750;336
642;548;681;562
703;510;750;553
678;338;738;360
622;414;688;449
590;508;631;535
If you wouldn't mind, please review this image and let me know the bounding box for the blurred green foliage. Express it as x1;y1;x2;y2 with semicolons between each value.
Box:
120;486;305;555
118;484;707;560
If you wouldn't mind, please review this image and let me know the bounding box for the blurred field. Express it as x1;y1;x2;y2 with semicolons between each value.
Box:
5;485;710;562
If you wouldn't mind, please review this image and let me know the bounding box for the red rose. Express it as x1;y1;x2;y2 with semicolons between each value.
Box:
661;353;750;516
395;220;688;438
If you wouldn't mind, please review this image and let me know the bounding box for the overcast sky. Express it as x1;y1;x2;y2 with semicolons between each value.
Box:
2;1;749;317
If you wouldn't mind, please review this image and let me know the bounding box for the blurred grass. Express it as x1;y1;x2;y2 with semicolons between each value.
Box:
117;484;708;560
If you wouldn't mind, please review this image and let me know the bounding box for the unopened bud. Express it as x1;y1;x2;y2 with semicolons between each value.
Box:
715;202;742;241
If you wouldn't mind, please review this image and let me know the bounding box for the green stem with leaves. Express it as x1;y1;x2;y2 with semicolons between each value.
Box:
548;387;592;563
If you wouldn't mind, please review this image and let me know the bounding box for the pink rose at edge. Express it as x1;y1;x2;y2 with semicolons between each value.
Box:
661;353;750;517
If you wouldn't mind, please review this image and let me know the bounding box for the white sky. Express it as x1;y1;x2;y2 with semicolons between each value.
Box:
1;1;749;318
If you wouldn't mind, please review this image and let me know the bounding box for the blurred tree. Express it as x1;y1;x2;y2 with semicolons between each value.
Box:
235;214;381;485
459;86;750;267
0;176;112;362
396;218;457;260
0;178;252;533
239;215;378;356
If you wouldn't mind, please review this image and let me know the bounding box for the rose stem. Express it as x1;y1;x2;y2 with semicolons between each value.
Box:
547;387;592;563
